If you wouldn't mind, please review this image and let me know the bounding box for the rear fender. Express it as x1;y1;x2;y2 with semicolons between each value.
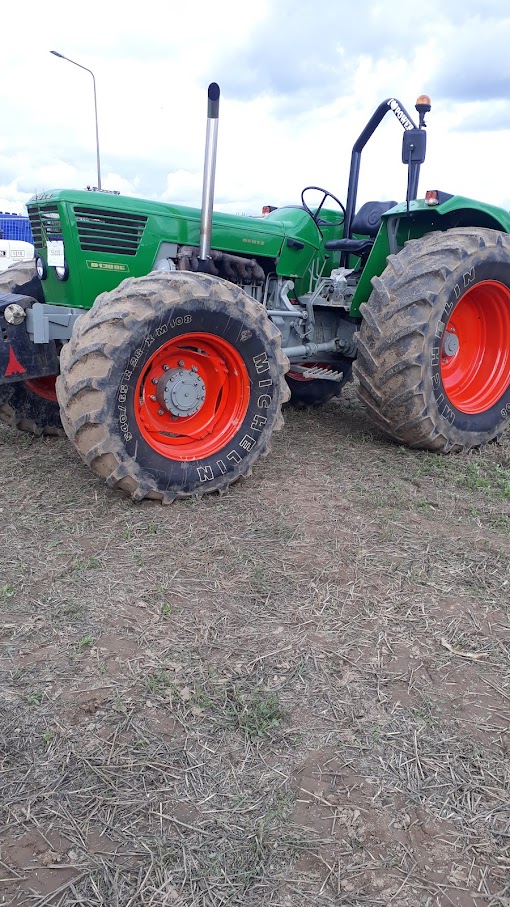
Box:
350;197;510;317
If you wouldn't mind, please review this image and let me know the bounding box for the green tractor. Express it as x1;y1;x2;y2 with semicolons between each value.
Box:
1;85;509;503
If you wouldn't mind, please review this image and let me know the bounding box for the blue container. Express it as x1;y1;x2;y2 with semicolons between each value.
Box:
0;213;34;243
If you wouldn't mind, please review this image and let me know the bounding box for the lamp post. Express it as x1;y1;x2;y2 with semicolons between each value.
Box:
50;51;102;190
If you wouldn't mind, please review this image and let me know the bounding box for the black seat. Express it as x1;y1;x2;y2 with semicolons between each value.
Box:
350;200;398;237
324;200;397;260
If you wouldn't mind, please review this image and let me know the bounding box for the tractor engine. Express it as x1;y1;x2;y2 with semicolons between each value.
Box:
176;245;266;286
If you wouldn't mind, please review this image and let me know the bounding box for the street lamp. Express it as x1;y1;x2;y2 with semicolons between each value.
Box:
50;50;102;190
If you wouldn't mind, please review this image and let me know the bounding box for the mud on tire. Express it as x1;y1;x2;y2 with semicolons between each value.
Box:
57;271;290;503
354;228;510;452
0;381;63;436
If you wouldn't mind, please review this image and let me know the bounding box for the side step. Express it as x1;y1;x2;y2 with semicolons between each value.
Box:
291;365;344;382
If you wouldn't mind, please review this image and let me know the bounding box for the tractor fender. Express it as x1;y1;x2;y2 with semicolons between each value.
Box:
350;196;510;316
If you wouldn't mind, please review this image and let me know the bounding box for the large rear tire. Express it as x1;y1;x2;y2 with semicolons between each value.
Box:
57;271;289;503
0;261;62;435
354;228;510;452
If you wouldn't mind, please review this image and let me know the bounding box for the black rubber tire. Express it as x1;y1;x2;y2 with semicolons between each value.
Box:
0;259;44;302
286;361;352;407
0;382;63;436
354;227;510;452
0;261;62;435
57;271;290;503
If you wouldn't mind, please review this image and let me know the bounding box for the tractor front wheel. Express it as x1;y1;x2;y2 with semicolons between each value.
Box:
354;228;510;451
57;271;289;503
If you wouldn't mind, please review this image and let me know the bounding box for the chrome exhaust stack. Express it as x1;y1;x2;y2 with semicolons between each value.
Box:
198;82;220;272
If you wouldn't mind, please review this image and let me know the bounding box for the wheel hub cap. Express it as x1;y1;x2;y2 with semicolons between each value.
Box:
134;331;251;460
157;368;206;417
442;330;459;357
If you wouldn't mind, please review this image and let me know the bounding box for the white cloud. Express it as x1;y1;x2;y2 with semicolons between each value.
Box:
0;195;26;216
161;169;203;207
1;0;509;219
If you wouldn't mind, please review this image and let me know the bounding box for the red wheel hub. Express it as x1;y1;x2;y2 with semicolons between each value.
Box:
24;376;58;402
134;332;250;460
441;280;510;414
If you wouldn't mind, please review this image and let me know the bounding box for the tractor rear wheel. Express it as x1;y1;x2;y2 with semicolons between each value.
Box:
0;261;62;435
354;228;510;451
57;271;289;503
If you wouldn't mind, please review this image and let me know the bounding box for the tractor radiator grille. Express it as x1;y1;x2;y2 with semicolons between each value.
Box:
28;206;63;248
74;206;148;256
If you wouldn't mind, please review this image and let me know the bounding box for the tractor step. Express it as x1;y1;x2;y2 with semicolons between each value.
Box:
291;365;344;381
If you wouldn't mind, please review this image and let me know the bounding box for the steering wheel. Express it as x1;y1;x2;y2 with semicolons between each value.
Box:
301;186;346;227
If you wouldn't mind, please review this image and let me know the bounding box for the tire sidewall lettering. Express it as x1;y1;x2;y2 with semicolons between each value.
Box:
108;300;281;492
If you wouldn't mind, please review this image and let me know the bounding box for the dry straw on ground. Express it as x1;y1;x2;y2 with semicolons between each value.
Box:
1;385;509;906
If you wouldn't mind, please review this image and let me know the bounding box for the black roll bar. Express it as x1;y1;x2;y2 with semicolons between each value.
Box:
343;98;423;244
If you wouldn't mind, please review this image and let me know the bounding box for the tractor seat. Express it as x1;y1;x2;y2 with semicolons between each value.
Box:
325;200;397;258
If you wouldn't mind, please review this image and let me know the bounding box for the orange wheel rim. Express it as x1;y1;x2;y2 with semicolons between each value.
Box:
440;280;510;414
24;376;58;402
134;332;250;460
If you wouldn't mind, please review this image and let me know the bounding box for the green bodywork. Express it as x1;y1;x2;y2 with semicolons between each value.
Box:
352;196;510;316
26;190;341;310
26;189;510;319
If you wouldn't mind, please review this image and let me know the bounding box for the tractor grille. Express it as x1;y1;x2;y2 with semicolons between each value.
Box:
28;206;63;248
74;206;148;256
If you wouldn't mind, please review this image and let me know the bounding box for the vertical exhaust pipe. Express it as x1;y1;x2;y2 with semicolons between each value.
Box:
198;82;220;271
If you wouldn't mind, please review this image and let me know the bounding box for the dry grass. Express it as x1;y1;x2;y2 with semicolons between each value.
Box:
1;384;509;907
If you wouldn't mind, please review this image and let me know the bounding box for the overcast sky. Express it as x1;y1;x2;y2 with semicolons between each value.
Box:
1;0;510;218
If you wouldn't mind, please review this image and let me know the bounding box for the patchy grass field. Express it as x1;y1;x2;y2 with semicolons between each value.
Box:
1;386;509;907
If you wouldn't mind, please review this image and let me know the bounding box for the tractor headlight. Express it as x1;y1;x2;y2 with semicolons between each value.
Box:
36;256;47;280
55;262;69;281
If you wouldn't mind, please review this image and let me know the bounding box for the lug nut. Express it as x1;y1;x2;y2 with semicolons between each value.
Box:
191;366;198;373
162;364;169;371
152;377;159;385
150;395;157;401
178;360;185;367
157;409;165;415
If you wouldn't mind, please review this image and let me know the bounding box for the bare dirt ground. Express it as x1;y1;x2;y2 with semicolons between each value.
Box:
1;385;509;907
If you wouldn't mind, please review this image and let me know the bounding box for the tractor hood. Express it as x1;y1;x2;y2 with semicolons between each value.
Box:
27;189;324;262
26;189;332;309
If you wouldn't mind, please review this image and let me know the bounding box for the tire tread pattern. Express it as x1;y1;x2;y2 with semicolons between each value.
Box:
354;228;510;452
57;271;289;503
